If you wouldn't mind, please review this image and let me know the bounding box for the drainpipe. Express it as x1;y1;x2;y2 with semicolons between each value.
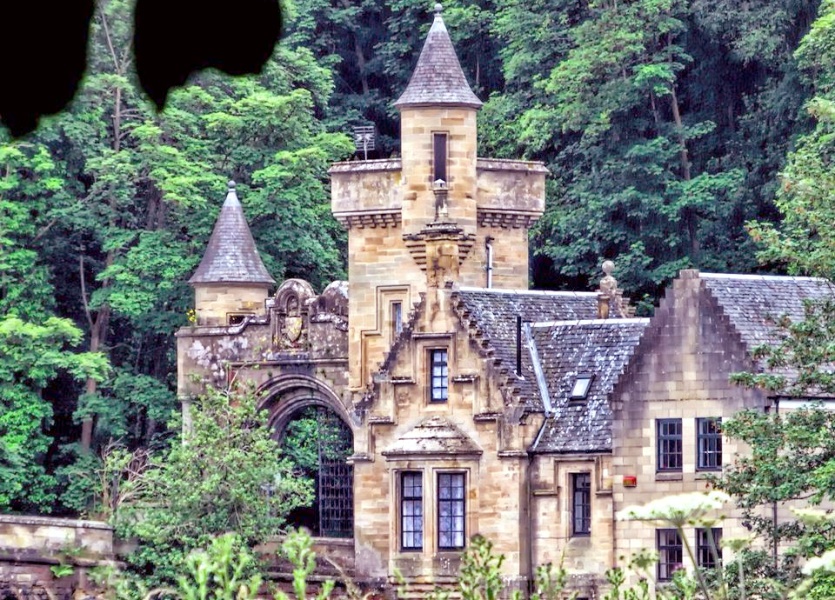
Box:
516;316;522;376
773;397;780;570
526;451;535;594
485;236;494;288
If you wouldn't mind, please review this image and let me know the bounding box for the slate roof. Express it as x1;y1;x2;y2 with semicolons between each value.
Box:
529;319;649;454
452;288;601;411
189;182;275;286
393;6;482;109
382;416;482;457
701;273;834;354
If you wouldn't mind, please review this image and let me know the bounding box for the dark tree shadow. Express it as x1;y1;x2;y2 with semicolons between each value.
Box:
0;0;281;136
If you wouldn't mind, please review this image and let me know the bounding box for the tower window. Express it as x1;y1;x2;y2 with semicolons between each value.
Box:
429;349;449;402
392;301;403;340
433;133;448;184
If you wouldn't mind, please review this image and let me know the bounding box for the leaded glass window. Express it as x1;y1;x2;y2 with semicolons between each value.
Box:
401;472;423;550
438;472;465;549
430;349;449;402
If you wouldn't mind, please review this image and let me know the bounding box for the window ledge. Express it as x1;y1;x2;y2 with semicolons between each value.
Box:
655;472;683;481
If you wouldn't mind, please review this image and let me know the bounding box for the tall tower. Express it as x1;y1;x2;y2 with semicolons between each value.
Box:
394;3;482;233
188;181;275;327
330;4;547;392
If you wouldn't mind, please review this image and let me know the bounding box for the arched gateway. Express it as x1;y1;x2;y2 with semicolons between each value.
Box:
259;376;354;538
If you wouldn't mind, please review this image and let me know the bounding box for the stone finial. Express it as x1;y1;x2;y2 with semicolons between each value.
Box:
600;260;617;294
597;260;636;319
598;260;617;319
227;180;236;191
434;2;443;13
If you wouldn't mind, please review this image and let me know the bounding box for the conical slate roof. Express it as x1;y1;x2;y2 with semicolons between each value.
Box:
393;4;482;109
189;181;275;286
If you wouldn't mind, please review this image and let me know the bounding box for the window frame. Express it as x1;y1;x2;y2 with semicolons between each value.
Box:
657;528;683;581
696;527;723;569
657;418;683;472
570;374;594;400
433;132;449;185
437;472;466;550
391;301;403;341
400;471;424;552
696;417;722;471
429;348;449;403
571;472;591;536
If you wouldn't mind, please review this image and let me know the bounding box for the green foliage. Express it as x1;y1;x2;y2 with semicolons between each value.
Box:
458;535;506;600
114;385;314;588
718;407;835;551
746;0;835;278
0;0;352;498
176;534;263;600
0;315;108;512
276;529;336;600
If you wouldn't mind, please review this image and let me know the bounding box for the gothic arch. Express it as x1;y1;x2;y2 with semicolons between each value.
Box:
258;374;354;538
257;374;354;437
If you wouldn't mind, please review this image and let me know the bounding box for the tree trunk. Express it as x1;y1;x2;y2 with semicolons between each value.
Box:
669;85;700;258
80;251;113;451
353;35;370;96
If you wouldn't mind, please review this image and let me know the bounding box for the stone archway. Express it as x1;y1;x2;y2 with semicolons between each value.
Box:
258;376;354;538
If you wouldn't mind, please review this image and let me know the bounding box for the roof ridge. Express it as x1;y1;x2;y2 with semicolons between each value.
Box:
456;286;597;297
700;272;830;282
529;318;650;328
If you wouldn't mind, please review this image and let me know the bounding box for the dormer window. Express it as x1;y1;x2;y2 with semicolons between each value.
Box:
433;133;448;184
570;374;594;400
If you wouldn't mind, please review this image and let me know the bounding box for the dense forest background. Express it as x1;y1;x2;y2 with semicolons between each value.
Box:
0;0;832;514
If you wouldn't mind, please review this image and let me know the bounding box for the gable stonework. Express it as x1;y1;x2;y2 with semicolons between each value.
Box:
610;271;768;576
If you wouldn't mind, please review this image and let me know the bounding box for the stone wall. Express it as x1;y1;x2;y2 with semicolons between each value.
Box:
529;454;614;595
0;515;117;600
193;283;270;327
610;271;765;586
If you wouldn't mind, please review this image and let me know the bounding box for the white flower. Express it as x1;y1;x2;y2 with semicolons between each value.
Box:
791;507;835;525
802;549;835;575
617;491;731;526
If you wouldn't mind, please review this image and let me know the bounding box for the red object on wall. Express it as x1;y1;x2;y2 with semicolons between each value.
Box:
623;475;637;487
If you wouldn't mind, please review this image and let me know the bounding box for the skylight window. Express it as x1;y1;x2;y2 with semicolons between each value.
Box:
570;374;594;400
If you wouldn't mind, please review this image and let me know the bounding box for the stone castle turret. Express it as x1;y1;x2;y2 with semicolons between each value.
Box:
188;181;275;326
329;4;548;392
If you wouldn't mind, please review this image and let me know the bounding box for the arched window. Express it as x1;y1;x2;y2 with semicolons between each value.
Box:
279;405;353;538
